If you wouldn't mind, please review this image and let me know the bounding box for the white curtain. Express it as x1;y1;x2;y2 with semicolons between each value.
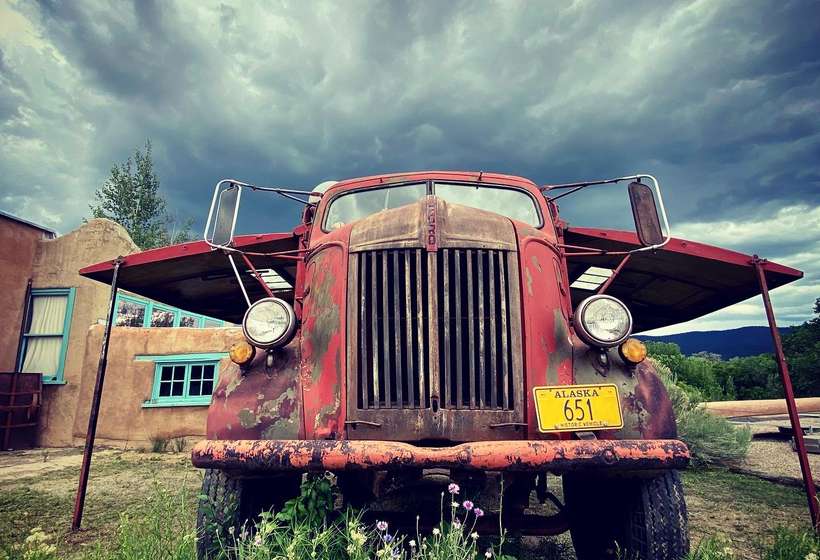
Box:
21;295;67;376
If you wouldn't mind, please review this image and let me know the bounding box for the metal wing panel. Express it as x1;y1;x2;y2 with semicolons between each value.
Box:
563;227;803;332
79;233;299;324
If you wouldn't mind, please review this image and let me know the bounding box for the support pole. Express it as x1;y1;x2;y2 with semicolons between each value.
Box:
753;256;818;530
598;253;632;295
71;257;122;531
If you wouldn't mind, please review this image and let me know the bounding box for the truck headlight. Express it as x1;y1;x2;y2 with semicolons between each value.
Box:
242;297;297;349
574;295;633;347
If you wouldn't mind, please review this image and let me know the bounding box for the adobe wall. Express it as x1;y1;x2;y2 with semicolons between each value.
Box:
0;216;48;371
33;219;139;446
68;325;243;448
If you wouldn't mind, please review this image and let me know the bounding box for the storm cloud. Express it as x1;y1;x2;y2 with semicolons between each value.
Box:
1;0;818;332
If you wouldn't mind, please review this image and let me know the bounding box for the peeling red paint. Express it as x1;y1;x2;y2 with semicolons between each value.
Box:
191;438;689;472
515;224;573;439
300;229;351;440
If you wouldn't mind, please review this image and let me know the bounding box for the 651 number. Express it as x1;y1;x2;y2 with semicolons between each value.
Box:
563;398;594;422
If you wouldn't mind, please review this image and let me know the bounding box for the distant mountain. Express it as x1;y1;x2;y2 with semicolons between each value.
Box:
641;326;794;359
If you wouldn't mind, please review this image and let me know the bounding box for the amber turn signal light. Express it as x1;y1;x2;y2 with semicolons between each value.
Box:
619;338;647;364
229;340;256;366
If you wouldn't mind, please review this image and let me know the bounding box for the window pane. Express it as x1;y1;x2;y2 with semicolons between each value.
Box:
324;183;427;230
189;381;202;396
180;314;198;328
435;183;540;226
21;336;62;376
27;295;68;335
203;365;215;380
171;381;185;397
173;366;186;381
116;299;146;327
151;308;176;328
201;380;214;395
159;382;172;397
203;319;222;328
160;366;174;382
190;365;203;381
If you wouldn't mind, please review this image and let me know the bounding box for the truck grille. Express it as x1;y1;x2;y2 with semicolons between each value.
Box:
355;248;516;411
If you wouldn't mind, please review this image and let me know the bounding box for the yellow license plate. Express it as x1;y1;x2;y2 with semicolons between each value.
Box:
533;383;624;433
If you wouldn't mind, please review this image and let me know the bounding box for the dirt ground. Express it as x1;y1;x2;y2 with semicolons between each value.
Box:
0;442;815;559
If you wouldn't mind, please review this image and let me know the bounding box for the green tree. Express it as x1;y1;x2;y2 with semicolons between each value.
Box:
713;354;779;400
89;140;193;249
782;297;820;397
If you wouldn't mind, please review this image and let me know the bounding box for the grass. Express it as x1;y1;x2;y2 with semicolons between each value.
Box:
0;450;816;559
0;450;202;559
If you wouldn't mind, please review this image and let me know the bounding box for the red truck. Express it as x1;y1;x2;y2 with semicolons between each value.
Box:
81;171;802;559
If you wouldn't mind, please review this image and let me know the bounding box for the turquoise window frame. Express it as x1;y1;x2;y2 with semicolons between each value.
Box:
17;287;76;385
114;294;224;328
139;353;227;408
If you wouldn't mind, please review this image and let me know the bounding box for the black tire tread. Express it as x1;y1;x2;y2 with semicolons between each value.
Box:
196;469;242;560
565;470;689;560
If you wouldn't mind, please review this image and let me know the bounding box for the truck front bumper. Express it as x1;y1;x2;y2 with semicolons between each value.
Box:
191;439;689;473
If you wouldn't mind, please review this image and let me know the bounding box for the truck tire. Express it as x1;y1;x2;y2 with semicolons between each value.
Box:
563;470;689;560
196;469;301;560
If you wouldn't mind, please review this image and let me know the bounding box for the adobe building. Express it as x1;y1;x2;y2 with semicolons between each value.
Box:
0;212;238;449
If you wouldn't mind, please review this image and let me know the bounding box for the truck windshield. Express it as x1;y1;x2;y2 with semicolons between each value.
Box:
323;182;540;229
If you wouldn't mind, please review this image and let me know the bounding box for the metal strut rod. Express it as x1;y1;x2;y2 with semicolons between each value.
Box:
72;257;122;531
753;257;819;531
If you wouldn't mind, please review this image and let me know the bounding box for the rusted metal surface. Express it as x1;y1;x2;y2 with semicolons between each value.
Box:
206;339;302;440
516;223;574;440
346;199;525;441
72;257;121;531
299;231;350;440
0;372;42;451
192;438;689;472
573;343;677;440
753;257;819;530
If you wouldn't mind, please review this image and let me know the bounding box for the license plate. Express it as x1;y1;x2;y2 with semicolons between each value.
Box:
533;383;624;433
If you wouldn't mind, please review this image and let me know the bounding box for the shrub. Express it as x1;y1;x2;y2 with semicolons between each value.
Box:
653;359;751;467
151;437;169;453
0;528;59;560
172;437;187;453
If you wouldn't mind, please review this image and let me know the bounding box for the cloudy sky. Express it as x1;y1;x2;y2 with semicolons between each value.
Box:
1;0;818;334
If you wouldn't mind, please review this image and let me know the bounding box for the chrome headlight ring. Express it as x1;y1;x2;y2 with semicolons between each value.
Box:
574;294;633;348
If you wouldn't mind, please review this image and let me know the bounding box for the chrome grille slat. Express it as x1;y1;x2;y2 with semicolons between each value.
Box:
369;252;380;408
442;249;452;408
488;250;498;409
415;249;427;406
381;252;391;406
356;247;514;411
454;250;463;409
499;253;510;410
466;249;476;408
404;251;415;407
477;250;486;407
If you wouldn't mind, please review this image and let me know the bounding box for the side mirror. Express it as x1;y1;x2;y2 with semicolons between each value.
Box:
207;182;241;247
628;181;664;247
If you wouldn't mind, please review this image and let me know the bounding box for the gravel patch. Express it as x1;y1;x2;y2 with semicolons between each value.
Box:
738;432;820;486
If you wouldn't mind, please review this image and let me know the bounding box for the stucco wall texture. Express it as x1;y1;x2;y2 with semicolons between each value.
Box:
32;219;139;447
0;215;51;371
64;326;243;448
16;218;239;449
